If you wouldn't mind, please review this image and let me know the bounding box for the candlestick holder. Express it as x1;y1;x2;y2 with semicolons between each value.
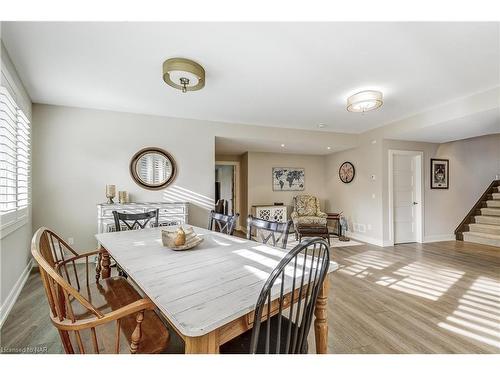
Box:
118;191;129;204
106;184;116;204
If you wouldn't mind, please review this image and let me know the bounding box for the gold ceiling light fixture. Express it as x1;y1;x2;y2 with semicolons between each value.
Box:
162;58;205;93
346;90;383;113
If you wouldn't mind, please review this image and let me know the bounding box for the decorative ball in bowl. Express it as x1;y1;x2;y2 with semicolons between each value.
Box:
161;226;203;251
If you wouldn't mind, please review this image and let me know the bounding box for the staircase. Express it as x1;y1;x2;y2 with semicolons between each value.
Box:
455;180;500;247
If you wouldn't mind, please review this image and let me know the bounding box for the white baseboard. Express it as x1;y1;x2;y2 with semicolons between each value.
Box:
423;234;456;243
345;231;384;247
0;258;33;328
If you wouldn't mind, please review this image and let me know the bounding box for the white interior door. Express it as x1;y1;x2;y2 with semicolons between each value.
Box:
393;154;418;244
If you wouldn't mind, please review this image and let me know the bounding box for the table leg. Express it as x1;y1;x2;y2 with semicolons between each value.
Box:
100;246;111;279
95;252;102;282
184;332;219;354
314;277;329;354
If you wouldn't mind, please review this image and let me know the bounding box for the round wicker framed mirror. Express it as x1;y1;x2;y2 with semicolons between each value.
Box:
130;147;177;190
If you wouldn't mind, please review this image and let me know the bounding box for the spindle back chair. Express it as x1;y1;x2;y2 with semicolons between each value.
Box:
246;215;292;249
207;210;239;235
221;237;330;354
31;227;169;354
251;237;330;353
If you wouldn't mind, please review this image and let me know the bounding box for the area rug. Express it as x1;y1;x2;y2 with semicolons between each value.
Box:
286;237;363;249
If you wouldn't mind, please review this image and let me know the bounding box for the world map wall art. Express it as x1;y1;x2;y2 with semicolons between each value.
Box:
272;167;305;191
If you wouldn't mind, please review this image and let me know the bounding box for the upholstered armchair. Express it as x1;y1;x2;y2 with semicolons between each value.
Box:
291;194;328;231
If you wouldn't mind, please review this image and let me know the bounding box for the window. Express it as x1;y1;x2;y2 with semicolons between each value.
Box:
0;86;31;226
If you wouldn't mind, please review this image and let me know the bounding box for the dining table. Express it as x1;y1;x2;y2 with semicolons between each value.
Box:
95;225;338;354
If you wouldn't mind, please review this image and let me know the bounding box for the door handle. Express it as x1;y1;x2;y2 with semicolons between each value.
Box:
413;202;418;205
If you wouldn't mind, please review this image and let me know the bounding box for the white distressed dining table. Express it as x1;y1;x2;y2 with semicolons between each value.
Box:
95;226;338;354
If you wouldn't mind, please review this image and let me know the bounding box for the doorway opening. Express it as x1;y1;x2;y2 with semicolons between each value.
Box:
215;161;240;228
388;150;424;245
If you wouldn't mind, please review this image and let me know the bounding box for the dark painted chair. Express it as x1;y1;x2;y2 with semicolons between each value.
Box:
207;210;239;235
246;215;292;249
215;199;228;215
112;209;159;232
112;209;159;276
221;237;330;354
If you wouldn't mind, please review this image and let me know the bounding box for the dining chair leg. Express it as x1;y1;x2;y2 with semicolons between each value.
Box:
59;330;74;354
130;310;144;354
314;277;329;354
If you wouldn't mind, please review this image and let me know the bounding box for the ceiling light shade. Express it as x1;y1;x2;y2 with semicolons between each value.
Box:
162;58;205;93
346;90;383;113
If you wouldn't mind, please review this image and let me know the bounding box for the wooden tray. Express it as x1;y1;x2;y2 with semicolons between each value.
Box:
169;236;204;251
162;227;204;251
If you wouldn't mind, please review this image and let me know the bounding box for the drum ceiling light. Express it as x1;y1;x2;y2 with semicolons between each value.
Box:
162;58;205;93
346;90;383;113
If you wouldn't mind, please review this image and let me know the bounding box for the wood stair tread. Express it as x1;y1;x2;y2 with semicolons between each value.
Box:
469;223;500;229
474;215;500;224
455;180;500;242
480;207;500;216
464;231;500;240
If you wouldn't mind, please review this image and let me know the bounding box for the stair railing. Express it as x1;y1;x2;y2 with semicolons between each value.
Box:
455;179;500;240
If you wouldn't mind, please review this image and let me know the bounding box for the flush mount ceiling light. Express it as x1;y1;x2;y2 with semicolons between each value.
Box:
162;58;205;93
346;90;383;113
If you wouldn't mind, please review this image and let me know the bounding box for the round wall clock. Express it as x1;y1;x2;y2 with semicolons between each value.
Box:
339;162;355;183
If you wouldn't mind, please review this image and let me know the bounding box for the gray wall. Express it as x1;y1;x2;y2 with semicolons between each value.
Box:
32;104;216;250
325;135;384;244
32;104;358;251
247;152;327;220
382;136;500;243
325;133;500;245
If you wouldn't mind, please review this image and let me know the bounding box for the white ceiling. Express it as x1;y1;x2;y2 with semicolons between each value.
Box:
2;22;499;135
388;108;500;144
215;136;340;156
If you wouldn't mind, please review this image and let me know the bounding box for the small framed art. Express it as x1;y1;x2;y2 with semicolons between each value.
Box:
430;158;449;189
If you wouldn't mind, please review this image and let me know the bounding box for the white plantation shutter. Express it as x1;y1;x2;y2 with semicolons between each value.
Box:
0;86;30;217
17;111;30;209
137;153;170;184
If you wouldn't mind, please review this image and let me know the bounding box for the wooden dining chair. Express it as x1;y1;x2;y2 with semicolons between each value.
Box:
31;227;169;354
207;210;240;235
220;237;330;354
246;215;293;249
112;209;159;231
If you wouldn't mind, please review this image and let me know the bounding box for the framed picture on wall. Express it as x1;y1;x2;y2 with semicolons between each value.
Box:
430;158;449;189
272;167;305;191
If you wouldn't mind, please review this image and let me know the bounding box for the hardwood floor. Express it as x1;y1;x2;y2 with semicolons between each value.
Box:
319;240;500;353
1;241;499;354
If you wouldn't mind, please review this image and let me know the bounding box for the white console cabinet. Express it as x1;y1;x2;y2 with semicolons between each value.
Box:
251;205;288;223
97;202;188;233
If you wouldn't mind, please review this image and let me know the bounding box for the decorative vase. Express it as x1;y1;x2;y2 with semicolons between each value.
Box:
174;227;186;247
